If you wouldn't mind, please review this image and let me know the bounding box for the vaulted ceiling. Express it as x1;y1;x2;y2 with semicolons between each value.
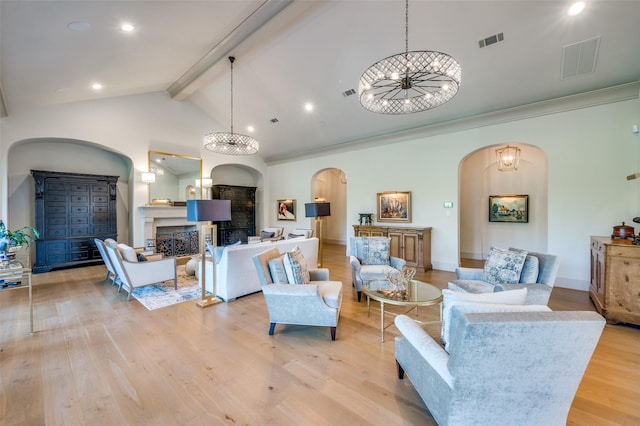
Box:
2;1;639;162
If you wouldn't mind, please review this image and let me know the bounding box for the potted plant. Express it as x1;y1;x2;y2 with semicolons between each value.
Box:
0;221;40;262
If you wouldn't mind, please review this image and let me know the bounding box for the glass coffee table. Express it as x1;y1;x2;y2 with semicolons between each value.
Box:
363;279;442;342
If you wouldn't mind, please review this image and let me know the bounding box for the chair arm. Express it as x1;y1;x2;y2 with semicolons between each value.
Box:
494;283;552;305
349;256;361;272
390;257;406;270
121;257;177;286
455;267;484;280
262;283;319;296
394;315;453;386
309;268;329;281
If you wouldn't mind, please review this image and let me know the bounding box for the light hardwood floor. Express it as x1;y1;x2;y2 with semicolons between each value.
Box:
1;244;639;425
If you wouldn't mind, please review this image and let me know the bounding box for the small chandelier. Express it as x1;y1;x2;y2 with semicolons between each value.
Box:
358;0;461;115
496;144;521;171
204;56;259;155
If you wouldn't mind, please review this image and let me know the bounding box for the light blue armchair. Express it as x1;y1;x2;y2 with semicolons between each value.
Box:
449;248;559;305
349;237;406;302
394;309;605;425
252;247;342;340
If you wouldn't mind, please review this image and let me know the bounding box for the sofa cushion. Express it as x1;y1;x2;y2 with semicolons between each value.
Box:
268;255;288;284
261;230;275;239
354;237;390;265
283;247;310;284
519;255;540;283
263;227;283;238
441;288;528;349
481;247;528;284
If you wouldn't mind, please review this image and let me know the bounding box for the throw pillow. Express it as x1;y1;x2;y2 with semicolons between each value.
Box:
519;255;540;283
443;302;551;353
268;255;288;284
481;247;528;285
287;233;304;239
136;253;148;262
260;231;275;239
441;288;528;349
283;247;310;284
354;237;390;265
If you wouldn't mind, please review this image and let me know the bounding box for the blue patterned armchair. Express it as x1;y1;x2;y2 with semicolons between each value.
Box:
349;237;406;302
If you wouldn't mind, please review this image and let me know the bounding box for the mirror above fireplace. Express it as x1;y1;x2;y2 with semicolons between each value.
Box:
148;151;203;203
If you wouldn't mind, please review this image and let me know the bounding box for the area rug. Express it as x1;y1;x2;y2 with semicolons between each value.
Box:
132;265;209;310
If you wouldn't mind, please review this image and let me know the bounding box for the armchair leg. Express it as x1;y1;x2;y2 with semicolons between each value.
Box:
357;291;362;302
269;322;276;336
104;271;111;282
173;278;177;290
396;360;405;379
330;326;336;341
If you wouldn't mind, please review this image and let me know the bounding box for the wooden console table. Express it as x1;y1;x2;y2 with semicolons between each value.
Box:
590;236;640;325
353;225;432;271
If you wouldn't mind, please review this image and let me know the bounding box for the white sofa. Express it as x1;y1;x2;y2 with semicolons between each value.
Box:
198;237;319;301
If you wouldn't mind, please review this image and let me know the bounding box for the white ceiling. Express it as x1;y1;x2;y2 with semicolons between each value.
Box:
2;1;640;162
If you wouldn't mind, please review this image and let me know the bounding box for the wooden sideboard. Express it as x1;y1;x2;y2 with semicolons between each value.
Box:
353;225;432;271
590;236;640;325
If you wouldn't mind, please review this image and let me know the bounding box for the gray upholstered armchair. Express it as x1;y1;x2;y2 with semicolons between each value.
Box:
449;248;559;305
252;247;342;340
394;309;605;425
349;236;406;302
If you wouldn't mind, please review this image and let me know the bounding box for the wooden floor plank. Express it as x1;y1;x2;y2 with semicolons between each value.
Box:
0;243;638;425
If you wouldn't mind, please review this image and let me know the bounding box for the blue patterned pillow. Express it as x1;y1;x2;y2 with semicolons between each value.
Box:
482;247;528;284
519;255;539;283
354;237;390;265
283;247;310;284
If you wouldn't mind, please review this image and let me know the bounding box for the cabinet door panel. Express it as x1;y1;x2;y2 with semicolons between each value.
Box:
388;232;402;259
403;234;419;264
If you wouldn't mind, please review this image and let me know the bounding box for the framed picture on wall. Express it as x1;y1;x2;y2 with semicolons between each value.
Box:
377;191;411;222
277;199;296;221
489;194;529;223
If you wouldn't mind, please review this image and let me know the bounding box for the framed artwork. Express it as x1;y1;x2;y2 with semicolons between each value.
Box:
377;191;411;222
277;199;296;221
489;194;529;223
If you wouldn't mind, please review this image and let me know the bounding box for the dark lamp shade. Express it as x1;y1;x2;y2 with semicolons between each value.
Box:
305;202;331;218
186;199;232;222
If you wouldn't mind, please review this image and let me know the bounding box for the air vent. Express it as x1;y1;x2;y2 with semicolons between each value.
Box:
561;36;600;79
478;32;504;48
270;118;279;123
342;88;356;97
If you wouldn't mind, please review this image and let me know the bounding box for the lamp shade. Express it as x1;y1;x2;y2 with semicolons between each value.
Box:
187;199;231;222
305;202;331;218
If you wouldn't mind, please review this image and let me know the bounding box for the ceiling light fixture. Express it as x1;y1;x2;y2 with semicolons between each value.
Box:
121;23;135;32
358;0;461;115
304;103;313;112
496;144;521;171
91;83;103;90
203;56;259;155
568;2;585;16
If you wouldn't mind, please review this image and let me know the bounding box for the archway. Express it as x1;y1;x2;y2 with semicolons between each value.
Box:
310;168;347;245
458;143;548;263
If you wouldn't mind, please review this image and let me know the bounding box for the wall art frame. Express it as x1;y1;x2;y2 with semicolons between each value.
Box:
489;194;529;223
377;191;411;222
277;199;296;221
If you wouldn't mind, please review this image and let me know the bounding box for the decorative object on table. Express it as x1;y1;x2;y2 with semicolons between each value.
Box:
203;56;259;155
489;194;529;223
0;221;39;266
358;0;461;115
381;266;416;299
611;222;635;239
377;191;411;222
358;213;374;225
187;199;232;308
495;144;521;171
305;201;331;267
277;199;296;221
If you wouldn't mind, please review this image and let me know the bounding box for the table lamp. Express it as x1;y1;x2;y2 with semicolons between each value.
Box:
187;199;231;307
305;201;331;267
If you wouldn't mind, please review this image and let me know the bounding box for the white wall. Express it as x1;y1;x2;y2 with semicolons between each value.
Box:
266;97;640;291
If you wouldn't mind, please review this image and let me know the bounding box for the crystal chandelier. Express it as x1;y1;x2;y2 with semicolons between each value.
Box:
358;0;461;115
496;144;521;171
204;56;259;155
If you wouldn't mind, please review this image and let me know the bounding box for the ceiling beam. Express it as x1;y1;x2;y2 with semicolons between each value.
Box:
167;0;293;101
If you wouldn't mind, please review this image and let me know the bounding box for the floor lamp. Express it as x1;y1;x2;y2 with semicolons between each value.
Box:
187;199;231;308
305;202;331;267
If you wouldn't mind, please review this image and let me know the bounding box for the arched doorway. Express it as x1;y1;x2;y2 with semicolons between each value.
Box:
310;168;347;245
458;143;548;263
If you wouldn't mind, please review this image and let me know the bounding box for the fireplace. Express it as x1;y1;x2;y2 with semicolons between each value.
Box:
156;225;199;257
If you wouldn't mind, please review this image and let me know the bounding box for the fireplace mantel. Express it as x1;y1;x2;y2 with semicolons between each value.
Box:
139;205;191;244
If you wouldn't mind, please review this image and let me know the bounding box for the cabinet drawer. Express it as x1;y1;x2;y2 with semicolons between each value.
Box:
71;217;88;225
47;228;67;238
607;245;640;259
45;205;67;214
70;251;89;261
91;184;108;193
46;217;67;226
70;226;89;236
70;184;89;192
71;206;89;214
92;206;108;214
92;195;109;203
70;195;89;204
70;240;90;250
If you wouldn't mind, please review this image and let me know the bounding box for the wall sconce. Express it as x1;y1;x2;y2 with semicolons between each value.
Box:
496;145;521;171
196;177;213;199
141;171;156;203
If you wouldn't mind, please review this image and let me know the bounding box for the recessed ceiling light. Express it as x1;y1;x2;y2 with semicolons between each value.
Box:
91;83;103;90
68;21;90;31
247;125;255;133
121;23;135;32
304;103;313;112
568;2;585;16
